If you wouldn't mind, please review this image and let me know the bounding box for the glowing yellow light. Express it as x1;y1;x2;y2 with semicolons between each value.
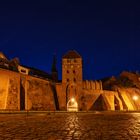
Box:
133;95;138;101
67;98;78;112
71;98;75;102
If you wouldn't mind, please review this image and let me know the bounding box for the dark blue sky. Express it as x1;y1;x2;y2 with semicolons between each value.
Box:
0;1;139;80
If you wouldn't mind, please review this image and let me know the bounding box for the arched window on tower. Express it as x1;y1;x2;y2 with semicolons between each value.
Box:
67;70;69;73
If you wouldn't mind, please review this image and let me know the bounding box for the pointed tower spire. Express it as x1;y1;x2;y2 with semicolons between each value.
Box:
52;54;57;72
51;53;58;82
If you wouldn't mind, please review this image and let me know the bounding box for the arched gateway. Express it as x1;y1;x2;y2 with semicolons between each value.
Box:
67;98;78;112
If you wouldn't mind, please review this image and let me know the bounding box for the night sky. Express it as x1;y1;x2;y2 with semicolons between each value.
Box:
0;1;139;80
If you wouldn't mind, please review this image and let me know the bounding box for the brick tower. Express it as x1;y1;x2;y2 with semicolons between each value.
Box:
62;50;82;84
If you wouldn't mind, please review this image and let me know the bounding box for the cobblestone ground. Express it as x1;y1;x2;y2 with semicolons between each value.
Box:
0;112;140;140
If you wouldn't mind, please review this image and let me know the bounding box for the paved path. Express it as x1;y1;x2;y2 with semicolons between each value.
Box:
0;112;140;140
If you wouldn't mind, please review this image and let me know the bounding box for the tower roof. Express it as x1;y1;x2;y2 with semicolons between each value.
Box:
63;50;81;59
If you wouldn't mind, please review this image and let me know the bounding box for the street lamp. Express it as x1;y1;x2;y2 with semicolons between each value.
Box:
133;95;138;101
133;95;139;111
71;98;75;102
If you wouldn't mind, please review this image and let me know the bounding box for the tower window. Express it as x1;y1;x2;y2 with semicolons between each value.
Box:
74;78;76;82
67;79;69;82
71;65;73;68
73;70;75;74
67;70;69;73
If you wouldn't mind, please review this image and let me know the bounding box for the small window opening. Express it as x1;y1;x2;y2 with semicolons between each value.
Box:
21;69;26;73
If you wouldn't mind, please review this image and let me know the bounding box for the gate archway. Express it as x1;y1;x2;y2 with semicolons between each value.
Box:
67;98;78;112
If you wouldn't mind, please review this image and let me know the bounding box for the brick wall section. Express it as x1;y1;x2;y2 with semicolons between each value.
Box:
0;69;20;110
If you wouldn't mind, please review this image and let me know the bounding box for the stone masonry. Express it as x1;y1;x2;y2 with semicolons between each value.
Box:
0;51;139;111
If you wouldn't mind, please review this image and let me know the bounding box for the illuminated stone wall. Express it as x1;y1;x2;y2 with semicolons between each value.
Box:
0;69;56;111
55;83;66;110
0;68;140;111
0;69;20;110
55;82;125;111
24;76;56;111
76;89;123;111
56;82;119;111
117;87;140;110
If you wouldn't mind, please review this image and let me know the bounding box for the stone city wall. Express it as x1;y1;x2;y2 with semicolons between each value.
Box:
0;68;140;111
0;68;56;111
56;83;66;110
24;76;56;111
117;87;140;110
0;68;20;110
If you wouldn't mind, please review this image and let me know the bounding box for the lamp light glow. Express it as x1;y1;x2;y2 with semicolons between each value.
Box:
71;98;75;102
133;95;138;101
